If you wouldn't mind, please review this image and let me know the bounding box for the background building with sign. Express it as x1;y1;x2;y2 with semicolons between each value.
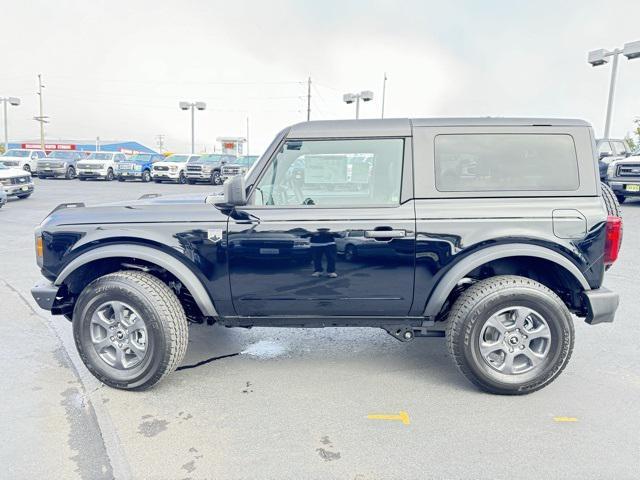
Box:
6;139;157;154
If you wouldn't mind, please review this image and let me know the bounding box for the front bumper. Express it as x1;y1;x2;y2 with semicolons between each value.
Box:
78;169;108;179
31;282;60;311
2;184;34;197
186;171;212;181
609;181;640;197
37;167;67;177
152;171;180;180
118;171;143;179
584;287;619;325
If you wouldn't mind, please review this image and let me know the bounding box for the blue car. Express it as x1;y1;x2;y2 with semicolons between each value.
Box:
116;154;164;182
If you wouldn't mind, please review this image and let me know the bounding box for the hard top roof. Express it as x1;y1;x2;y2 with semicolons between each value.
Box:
288;117;591;138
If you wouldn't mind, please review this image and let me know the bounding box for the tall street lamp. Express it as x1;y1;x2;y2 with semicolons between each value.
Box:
179;101;206;153
1;96;21;153
343;90;374;119
588;40;640;137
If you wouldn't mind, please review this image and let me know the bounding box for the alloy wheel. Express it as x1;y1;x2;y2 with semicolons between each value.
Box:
89;300;149;370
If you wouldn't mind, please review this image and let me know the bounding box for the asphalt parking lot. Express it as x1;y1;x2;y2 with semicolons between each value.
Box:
1;178;639;480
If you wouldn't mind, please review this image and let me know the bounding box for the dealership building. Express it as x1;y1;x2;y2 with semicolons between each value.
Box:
6;139;157;154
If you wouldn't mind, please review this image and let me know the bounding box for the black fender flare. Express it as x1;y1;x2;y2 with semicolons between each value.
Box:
422;243;591;318
55;244;218;317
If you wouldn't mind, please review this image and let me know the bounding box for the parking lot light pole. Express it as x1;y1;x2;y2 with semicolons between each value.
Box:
179;101;206;153
1;96;21;152
343;90;374;119
588;41;640;137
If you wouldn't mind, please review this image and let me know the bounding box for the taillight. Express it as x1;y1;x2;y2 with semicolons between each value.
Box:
604;216;622;265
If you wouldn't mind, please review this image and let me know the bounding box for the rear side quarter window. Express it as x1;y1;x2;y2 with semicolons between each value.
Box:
434;134;580;192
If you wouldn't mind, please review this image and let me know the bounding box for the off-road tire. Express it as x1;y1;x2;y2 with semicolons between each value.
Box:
446;275;574;395
601;181;621;216
73;271;189;391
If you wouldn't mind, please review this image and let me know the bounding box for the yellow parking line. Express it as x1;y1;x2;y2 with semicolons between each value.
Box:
367;411;410;425
553;416;578;422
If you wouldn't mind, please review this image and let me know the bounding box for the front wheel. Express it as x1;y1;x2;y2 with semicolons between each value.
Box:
446;275;574;395
73;271;189;391
211;170;222;185
141;170;151;183
17;193;31;199
117;176;125;182
178;171;187;184
24;164;31;173
106;168;114;181
65;166;76;180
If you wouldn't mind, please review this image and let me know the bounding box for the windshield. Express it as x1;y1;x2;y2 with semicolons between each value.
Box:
3;150;30;157
128;154;152;163
163;155;190;163
199;154;225;163
47;151;76;159
87;152;113;160
235;156;258;167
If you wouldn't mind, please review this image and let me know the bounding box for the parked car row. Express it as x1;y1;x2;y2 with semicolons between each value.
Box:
0;148;260;186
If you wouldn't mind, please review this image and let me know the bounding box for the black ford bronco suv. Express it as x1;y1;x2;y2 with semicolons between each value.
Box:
31;118;622;395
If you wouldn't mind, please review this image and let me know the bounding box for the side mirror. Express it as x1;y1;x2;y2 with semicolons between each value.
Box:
599;151;611;160
223;174;247;206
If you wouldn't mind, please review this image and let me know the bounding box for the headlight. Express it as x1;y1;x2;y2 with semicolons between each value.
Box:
607;163;616;178
0;179;11;186
169;165;178;172
202;166;212;173
134;164;142;171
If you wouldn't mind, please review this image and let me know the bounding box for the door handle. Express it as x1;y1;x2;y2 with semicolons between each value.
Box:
364;229;406;239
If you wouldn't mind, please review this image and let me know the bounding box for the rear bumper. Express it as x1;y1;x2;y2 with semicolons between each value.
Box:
31;282;60;311
584;287;619;325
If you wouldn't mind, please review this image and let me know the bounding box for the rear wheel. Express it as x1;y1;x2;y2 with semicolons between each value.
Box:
38;174;46;180
154;179;162;184
118;176;125;182
601;181;622;216
446;275;574;395
73;271;189;391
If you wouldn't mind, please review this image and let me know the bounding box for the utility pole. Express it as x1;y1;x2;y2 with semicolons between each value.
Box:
35;74;47;149
306;76;311;121
381;72;387;119
155;134;165;153
96;136;100;151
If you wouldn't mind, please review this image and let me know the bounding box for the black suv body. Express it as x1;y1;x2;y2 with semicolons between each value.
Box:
31;118;622;394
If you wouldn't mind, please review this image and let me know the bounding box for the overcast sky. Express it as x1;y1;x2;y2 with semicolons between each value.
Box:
1;0;639;154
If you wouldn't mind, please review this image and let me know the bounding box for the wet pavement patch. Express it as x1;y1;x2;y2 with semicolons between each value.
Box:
60;386;114;479
137;417;169;437
316;436;340;461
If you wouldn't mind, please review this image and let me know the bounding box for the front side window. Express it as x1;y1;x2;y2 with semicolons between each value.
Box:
435;134;579;192
252;138;404;207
